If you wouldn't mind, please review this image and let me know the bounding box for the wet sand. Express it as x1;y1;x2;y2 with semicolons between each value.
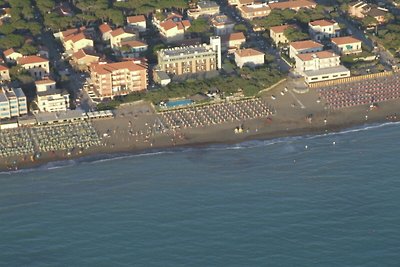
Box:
2;82;400;172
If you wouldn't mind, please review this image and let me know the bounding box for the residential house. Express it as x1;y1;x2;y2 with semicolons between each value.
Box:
289;40;324;58
35;79;57;92
17;55;49;80
157;36;221;76
227;32;246;51
119;40;148;58
308;19;341;41
153;13;191;43
0;65;10;81
331;36;362;55
110;28;136;49
348;1;370;18
127;15;147;32
71;49;100;70
187;1;220;19
269;24;297;45
294;50;350;83
99;23;113;41
269;0;317;11
234;48;265;68
90;61;148;99
153;70;171;86
237;3;271;20
63;32;94;53
211;15;235;36
3;48;22;63
367;8;388;24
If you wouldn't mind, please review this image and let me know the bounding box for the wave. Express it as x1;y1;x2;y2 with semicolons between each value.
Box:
1;121;399;175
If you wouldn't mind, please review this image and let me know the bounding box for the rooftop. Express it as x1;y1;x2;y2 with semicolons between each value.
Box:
290;40;323;50
304;65;349;76
91;61;146;75
127;15;146;23
197;1;219;9
309;19;337;27
35;79;56;85
229;32;246;41
235;48;264;57
331;36;362;45
17;55;48;65
99;23;112;34
296;50;339;61
211;14;234;26
269;0;316;9
161;45;213;57
270;24;296;33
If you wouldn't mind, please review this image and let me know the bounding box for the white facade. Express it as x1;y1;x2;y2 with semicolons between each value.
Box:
234;48;265;68
37;90;70;113
0;87;27;119
294;50;350;83
308;20;341;41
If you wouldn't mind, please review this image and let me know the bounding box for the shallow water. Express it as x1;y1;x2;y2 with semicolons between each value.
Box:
1;122;400;266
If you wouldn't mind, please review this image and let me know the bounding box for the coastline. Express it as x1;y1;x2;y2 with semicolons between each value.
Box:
2;80;400;173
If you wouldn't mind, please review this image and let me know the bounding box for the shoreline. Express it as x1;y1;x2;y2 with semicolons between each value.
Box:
0;114;394;173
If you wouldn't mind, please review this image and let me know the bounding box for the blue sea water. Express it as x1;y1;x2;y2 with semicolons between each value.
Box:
1;122;400;266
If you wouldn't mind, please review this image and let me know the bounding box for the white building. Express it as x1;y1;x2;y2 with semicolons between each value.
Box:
294;50;350;83
308;19;341;41
17;55;50;80
127;15;147;32
234;48;265;68
187;1;220;19
36;90;70;113
211;15;235;36
35;79;56;92
289;40;324;58
331;36;363;55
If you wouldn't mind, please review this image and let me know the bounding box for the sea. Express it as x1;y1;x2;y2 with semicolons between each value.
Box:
1;122;400;267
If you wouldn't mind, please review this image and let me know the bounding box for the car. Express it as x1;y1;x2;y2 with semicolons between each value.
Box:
284;87;288;92
280;91;285;96
271;95;276;100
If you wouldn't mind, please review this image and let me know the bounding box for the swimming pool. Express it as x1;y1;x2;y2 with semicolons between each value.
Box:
165;99;193;108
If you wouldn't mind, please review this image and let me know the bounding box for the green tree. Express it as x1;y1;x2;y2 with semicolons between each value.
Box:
284;27;308;42
187;17;210;33
234;23;247;32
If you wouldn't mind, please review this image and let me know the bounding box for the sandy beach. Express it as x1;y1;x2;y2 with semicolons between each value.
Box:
2;77;400;172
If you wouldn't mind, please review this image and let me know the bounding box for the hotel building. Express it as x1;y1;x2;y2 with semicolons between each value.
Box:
0;87;27;119
90;61;147;99
156;36;221;76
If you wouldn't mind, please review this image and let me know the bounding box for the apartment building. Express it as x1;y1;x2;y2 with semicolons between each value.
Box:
0;65;10;81
36;90;70;113
127;15;147;32
269;0;317;11
234;48;265;68
17;55;50;80
188;1;220;19
0;87;27;119
156;36;221;76
237;3;271;20
294;50;350;83
227;32;246;50
90;61;147;99
211;15;235;36
331;36;362;55
308;20;341;41
71;49;100;70
269;24;297;45
289;40;324;58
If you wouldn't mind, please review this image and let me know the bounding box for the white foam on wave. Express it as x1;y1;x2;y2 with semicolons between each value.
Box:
1;121;399;175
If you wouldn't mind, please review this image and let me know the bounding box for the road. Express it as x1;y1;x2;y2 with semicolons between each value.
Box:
217;0;291;73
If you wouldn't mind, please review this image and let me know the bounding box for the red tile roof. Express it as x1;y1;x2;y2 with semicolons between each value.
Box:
91;61;146;75
3;48;16;57
110;28;127;37
64;32;89;43
120;40;147;48
269;0;316;9
309;19;336;27
127;15;146;23
229;32;246;41
0;65;8;71
290;40;323;50
235;48;264;57
270;24;296;33
99;23;112;34
17;55;48;65
331;36;362;45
